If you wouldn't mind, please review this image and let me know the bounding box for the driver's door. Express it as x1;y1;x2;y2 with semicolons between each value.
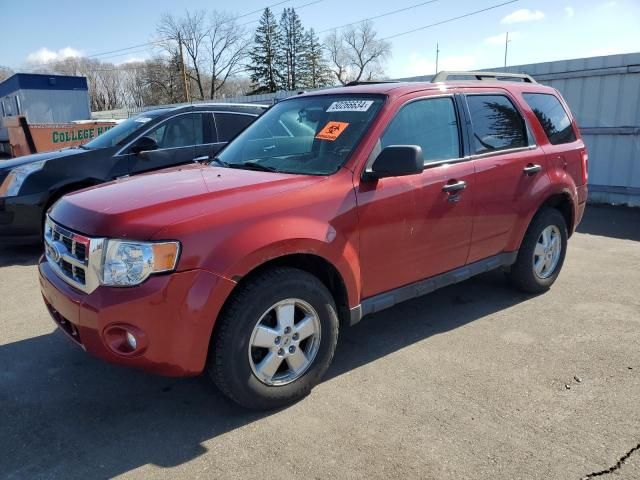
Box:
127;113;205;175
356;95;475;298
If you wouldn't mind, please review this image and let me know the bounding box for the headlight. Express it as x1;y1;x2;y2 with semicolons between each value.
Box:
0;161;46;197
102;240;180;287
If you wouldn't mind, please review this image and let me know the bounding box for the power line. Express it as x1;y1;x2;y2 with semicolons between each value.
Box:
16;0;297;70
382;0;520;40
18;0;520;76
318;0;439;34
239;0;325;27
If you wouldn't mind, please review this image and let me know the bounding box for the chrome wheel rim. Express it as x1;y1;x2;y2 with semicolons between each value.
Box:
533;225;562;279
248;298;321;386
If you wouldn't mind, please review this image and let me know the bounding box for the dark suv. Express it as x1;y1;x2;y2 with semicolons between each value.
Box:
40;72;587;409
0;103;266;243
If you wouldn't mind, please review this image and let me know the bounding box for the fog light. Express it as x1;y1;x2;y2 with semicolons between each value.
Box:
103;324;147;356
126;331;137;350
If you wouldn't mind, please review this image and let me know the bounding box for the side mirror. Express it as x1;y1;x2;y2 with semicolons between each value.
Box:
131;136;158;155
363;145;424;180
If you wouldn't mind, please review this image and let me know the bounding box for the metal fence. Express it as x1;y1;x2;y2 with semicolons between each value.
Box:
92;52;640;206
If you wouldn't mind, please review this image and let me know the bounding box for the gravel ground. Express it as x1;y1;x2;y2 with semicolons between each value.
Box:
1;204;639;480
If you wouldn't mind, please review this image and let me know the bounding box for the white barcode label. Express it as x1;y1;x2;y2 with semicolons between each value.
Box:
326;100;374;112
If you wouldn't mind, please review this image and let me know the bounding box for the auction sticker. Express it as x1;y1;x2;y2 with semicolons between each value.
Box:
316;121;349;141
326;100;374;112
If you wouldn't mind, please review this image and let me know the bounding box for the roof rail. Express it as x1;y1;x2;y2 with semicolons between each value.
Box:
344;80;401;87
432;71;537;84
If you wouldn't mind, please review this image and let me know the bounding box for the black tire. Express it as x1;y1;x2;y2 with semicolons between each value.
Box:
508;208;568;293
209;267;339;410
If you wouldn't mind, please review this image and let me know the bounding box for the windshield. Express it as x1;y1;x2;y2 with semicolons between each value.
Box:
215;95;384;175
83;113;161;149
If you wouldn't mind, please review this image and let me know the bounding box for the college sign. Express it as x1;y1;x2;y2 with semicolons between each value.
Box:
52;125;115;144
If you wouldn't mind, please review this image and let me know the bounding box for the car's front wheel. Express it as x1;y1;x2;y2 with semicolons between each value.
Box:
209;267;339;409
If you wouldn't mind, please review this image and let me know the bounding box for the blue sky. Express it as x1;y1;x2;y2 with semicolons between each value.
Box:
1;0;639;78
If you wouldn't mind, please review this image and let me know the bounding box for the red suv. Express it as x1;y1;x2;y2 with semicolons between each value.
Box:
39;72;588;409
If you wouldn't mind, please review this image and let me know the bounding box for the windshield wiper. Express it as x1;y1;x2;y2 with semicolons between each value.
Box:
227;161;279;172
210;157;230;167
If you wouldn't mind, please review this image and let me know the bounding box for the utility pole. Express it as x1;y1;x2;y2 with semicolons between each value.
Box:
178;32;191;103
504;32;510;70
435;42;440;74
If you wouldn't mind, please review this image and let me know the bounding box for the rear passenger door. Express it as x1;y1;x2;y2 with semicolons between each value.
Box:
464;92;548;263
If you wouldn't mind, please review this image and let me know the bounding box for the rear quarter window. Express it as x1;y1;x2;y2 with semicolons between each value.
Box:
523;93;576;145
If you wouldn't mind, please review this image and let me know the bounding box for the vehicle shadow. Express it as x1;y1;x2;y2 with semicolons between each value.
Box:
576;204;640;241
0;243;42;267
0;270;530;479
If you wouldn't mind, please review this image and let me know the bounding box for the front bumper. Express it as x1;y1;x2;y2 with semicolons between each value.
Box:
0;192;47;244
39;257;236;376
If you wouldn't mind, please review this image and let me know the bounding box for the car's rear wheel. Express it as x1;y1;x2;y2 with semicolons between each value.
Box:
508;208;568;293
209;267;339;409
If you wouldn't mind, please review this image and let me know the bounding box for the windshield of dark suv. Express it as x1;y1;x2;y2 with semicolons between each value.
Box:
214;95;384;175
83;111;166;149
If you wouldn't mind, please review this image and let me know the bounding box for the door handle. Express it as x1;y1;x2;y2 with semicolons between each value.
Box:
523;164;542;176
193;155;210;162
442;180;467;193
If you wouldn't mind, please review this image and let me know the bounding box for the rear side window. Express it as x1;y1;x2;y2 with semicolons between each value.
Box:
523;93;576;145
466;95;527;154
215;113;256;142
381;97;460;164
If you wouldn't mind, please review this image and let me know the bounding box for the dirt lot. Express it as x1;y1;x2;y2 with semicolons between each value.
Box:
1;205;639;480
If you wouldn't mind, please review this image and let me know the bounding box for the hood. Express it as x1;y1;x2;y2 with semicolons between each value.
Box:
50;163;327;239
0;147;89;171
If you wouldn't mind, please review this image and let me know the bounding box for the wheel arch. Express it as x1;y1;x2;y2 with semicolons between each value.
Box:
540;191;575;236
219;253;352;328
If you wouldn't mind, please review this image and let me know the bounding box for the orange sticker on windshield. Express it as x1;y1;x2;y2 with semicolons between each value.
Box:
316;121;349;141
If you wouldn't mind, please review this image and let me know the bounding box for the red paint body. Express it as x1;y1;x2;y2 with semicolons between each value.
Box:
40;81;587;376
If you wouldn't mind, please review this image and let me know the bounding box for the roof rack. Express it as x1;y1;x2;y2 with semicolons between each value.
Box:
344;80;401;87
432;71;537;84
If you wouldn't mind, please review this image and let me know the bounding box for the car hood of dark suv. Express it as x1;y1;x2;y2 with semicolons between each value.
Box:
49;163;327;240
0;147;91;171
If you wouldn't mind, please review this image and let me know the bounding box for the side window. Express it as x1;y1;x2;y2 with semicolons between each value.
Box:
523;93;576;145
467;95;527;154
146;113;204;149
215;113;256;142
381;97;460;163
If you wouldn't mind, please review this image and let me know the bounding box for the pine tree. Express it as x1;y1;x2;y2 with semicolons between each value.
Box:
300;28;333;89
247;8;282;93
277;8;306;91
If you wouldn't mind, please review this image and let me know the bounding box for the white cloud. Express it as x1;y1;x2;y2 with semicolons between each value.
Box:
501;9;545;24
118;56;147;65
26;47;82;64
602;1;617;7
564;6;575;17
484;32;521;46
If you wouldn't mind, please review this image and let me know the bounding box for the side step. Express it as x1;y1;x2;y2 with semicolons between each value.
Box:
349;251;518;325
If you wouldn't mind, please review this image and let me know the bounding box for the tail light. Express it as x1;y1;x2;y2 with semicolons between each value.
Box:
580;150;588;185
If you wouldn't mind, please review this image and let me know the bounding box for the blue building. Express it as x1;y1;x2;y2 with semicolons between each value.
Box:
0;73;90;155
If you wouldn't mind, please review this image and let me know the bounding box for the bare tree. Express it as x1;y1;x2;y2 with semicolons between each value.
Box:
206;11;250;99
158;10;208;99
0;66;13;83
324;21;391;85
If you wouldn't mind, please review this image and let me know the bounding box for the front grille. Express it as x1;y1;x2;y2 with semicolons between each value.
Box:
44;217;103;294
